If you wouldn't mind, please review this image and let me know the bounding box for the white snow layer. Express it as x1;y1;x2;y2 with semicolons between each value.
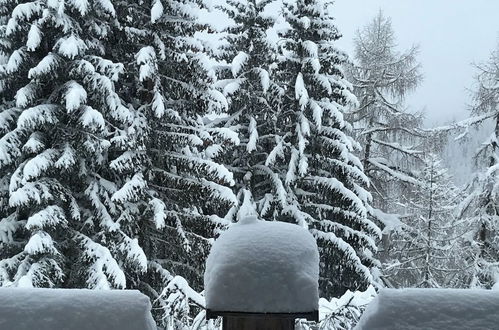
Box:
355;288;499;330
204;217;319;313
0;288;157;330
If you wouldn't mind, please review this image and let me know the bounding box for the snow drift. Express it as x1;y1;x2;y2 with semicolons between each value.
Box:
355;288;499;330
0;288;157;330
204;216;319;313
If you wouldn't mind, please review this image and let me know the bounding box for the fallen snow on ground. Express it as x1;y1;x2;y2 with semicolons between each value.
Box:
355;288;499;330
0;288;157;330
204;216;319;313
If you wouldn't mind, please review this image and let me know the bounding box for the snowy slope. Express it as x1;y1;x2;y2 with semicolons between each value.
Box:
204;216;319;313
355;288;499;330
0;288;157;330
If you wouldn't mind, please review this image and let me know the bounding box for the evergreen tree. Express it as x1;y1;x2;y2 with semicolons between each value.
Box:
0;3;235;329
213;0;379;297
213;0;284;221
346;11;423;213
0;0;147;289
275;0;380;297
110;0;236;327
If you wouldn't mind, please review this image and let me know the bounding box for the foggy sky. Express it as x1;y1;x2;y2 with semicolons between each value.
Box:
332;0;499;127
200;0;499;127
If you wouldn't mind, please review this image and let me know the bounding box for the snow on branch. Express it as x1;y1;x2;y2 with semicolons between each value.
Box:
24;231;58;255
17;104;59;130
231;52;249;77
6;2;43;36
368;158;420;186
309;176;367;217
149;198;167;229
156;276;206;328
64;81;87;112
117;232;148;272
319;286;376;330
55;35;88;59
16;82;40;108
28;54;60;79
0;214;24;244
22;148;58;181
371;138;423;157
25;205;67;230
160;276;205;308
0;130;23;167
111;172;147;203
426;111;498;135
310;228;373;284
76;233;127;289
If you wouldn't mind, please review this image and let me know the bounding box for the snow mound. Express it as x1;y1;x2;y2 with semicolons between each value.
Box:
204;217;319;313
0;288;157;330
355;288;499;330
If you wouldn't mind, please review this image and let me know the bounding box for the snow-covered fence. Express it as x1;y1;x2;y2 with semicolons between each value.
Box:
204;216;320;329
355;288;499;330
0;288;157;330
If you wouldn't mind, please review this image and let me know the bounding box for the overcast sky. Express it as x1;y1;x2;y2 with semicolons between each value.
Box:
200;0;499;127
332;0;499;127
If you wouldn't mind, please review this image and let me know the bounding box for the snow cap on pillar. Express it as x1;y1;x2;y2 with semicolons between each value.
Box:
204;198;320;313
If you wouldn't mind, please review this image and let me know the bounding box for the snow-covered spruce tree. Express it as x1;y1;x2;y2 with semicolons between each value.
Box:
274;0;381;297
114;1;236;327
0;0;11;258
0;3;9;63
212;0;285;220
385;153;461;288
346;11;423;213
0;0;151;288
210;0;379;298
457;44;499;289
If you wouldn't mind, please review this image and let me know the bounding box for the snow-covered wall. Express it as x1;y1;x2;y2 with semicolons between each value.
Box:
0;288;157;330
204;217;319;313
355;288;499;330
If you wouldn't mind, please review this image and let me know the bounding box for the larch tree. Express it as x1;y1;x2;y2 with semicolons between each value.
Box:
276;0;380;297
346;11;423;214
457;44;499;289
385;153;461;288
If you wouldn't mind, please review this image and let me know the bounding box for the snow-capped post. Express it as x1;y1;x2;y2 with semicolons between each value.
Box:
204;216;320;329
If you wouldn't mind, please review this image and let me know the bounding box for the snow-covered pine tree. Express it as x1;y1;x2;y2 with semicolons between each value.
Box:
276;0;381;297
0;0;12;266
346;11;423;213
457;44;499;289
0;0;149;289
212;0;285;220
114;0;236;326
385;153;461;288
0;2;8;63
